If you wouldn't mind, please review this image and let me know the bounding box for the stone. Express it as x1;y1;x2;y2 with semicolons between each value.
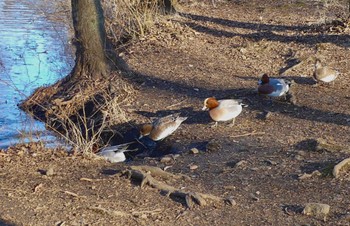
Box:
333;158;350;178
46;166;55;176
302;203;330;216
190;148;199;154
189;165;198;170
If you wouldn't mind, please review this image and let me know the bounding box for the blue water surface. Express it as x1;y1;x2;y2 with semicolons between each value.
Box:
0;0;74;148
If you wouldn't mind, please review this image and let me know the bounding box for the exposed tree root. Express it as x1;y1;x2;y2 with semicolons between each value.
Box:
123;165;235;208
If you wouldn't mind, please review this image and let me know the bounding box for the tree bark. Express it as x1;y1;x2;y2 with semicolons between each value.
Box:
69;0;112;81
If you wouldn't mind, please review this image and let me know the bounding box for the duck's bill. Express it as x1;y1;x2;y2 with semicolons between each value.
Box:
202;106;209;111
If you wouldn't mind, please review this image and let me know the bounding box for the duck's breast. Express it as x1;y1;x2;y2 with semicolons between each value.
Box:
210;102;242;121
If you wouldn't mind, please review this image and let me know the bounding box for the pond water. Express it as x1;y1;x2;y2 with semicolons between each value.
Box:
0;0;74;149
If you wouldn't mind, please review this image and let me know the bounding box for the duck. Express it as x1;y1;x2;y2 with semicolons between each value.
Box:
139;113;188;141
202;97;243;127
97;142;138;163
313;59;339;85
258;74;291;97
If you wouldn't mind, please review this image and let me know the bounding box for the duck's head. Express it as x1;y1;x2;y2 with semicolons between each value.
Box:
202;97;219;110
139;123;153;138
258;74;270;85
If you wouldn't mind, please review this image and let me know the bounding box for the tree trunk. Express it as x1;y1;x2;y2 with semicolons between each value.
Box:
20;0;130;146
69;0;120;83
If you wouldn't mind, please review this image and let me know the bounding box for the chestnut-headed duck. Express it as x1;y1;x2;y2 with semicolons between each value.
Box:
258;74;291;97
97;142;138;163
202;97;243;127
139;113;188;141
313;59;339;85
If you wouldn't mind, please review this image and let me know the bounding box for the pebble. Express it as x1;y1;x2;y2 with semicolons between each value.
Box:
235;160;247;167
46;166;55;176
225;197;237;206
302;203;330;216
160;156;173;164
189;165;198;170
298;170;321;180
190;148;199;154
333;157;350;178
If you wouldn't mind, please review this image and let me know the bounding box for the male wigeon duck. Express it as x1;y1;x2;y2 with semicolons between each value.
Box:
139;113;188;141
97;142;138;163
202;97;243;127
313;59;339;85
258;74;291;97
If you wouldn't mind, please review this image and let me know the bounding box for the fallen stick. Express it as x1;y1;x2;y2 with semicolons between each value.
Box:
130;165;191;181
123;166;234;208
64;190;86;198
230;131;265;138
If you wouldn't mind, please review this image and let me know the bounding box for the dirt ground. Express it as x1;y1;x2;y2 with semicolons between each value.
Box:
1;1;350;225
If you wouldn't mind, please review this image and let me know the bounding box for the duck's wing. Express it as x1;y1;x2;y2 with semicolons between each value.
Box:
150;113;187;140
152;113;181;127
98;141;136;155
269;79;290;94
218;99;242;107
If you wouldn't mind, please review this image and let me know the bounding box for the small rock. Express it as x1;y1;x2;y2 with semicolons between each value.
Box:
239;48;247;54
264;159;277;166
189;164;198;170
235;160;247;167
333;158;350;178
160;156;173;164
189;148;199;154
225;197;237;206
298;170;321;180
303;203;330;216
249;193;259;201
46;166;55;176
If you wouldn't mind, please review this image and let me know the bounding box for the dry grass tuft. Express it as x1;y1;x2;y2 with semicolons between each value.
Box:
20;74;135;154
102;0;164;43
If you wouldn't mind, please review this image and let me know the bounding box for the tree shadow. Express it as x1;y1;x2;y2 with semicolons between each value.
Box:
235;74;315;85
0;218;16;226
299;160;336;176
294;138;319;151
178;13;350;47
123;70;350;127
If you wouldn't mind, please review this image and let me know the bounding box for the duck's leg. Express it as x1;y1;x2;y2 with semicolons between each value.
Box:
210;121;218;128
228;118;236;128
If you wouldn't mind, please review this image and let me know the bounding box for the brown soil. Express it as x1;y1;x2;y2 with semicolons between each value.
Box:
1;1;350;225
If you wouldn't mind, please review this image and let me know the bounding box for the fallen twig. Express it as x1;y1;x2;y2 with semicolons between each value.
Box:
88;206;162;218
230;131;265;138
130;165;191;181
64;190;86;198
80;177;102;182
